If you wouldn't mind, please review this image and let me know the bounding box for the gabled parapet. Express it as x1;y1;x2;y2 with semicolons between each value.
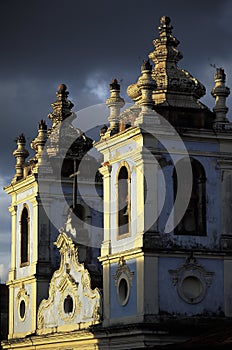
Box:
37;230;101;335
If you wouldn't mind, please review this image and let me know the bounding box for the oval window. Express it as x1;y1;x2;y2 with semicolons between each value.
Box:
19;300;26;320
64;295;74;314
118;277;129;306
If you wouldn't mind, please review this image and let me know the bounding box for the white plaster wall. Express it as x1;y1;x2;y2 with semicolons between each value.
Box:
13;284;33;335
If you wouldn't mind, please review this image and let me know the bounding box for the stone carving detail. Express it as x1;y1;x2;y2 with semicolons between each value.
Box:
169;254;214;304
16;283;29;321
127;16;207;110
113;257;134;306
37;231;101;334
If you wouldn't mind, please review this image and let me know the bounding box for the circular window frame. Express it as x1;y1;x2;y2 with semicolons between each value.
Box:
177;272;206;304
117;275;130;306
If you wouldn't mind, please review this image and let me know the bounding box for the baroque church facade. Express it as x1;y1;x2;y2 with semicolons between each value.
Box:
2;16;232;349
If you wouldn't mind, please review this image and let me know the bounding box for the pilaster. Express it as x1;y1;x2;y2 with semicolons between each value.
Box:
8;205;17;281
99;164;112;256
218;159;232;249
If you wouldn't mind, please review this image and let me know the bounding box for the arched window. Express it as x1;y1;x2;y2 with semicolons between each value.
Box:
173;158;206;236
20;206;29;265
117;165;130;237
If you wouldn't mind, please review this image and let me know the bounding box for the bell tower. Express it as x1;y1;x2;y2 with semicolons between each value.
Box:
96;17;231;338
5;84;101;339
95;68;162;327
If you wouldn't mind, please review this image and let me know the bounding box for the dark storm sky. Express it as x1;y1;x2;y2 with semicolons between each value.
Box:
1;0;232;280
1;0;232;174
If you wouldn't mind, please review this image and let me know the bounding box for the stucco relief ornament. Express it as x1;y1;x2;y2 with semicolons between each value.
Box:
113;257;134;306
169;253;214;304
37;231;101;334
16;283;30;321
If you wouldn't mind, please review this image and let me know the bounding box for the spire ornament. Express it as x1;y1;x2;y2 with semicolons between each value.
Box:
211;67;230;124
127;16;207;116
12;134;29;182
105;79;125;136
137;59;156;111
135;59;160;127
48;84;75;128
150;15;183;67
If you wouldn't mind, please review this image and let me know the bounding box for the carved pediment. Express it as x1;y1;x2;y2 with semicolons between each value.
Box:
37;231;101;334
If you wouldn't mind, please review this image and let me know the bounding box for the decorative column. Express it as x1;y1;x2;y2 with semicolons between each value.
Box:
105;79;125;136
12;134;29;182
134;60;159;127
98;163;112;326
219;158;232;317
99;163;112;256
8;205;17;281
211;67;230;124
31;120;47;165
218;159;232;248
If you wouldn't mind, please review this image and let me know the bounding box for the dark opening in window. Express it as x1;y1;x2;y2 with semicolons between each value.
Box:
19;300;26;319
21;207;29;264
173;158;206;236
64;295;74;314
118;166;130;235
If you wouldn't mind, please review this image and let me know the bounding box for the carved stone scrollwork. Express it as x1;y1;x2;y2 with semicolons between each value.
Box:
169;254;214;304
37;231;101;334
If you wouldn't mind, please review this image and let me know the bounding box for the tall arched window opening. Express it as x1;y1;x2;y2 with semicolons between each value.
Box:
173;158;206;236
118;165;130;236
20;206;29;265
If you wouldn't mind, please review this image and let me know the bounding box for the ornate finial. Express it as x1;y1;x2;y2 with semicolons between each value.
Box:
137;59;156;110
12;133;29;182
48;84;74;127
141;59;152;72
148;16;205;107
105;78;125;136
38;119;47;130
159;16;173;38
31;120;48;163
57;83;67;93
211;67;230;123
110;79;120;90
160;15;171;25
127;17;209;127
157;16;177;51
17;133;26;143
215;68;226;82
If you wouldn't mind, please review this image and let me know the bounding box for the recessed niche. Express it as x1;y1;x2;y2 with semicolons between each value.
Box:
64;295;74;314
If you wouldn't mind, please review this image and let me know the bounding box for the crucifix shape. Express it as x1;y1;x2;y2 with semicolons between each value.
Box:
69;159;79;212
